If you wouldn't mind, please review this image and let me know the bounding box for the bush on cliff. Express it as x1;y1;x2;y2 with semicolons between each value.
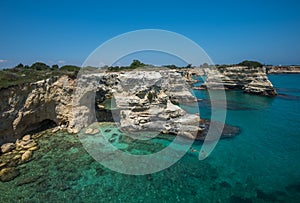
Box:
0;63;80;89
238;60;263;68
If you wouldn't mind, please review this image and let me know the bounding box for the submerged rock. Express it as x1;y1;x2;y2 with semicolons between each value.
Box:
196;119;240;141
0;167;20;182
16;175;41;186
85;128;100;135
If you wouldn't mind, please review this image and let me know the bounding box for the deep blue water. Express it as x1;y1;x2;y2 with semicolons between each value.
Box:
193;74;300;197
1;74;300;202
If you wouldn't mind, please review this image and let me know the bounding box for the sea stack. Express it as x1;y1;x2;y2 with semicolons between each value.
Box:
201;66;277;96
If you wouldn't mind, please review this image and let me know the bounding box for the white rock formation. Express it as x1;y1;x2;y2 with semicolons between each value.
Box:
202;66;277;96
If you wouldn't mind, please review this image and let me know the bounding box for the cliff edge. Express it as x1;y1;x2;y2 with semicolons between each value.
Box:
201;66;277;96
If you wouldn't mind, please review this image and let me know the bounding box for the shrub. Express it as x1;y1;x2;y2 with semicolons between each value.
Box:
238;60;263;68
60;65;80;71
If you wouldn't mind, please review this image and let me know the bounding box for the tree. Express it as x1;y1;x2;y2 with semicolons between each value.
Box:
129;60;145;69
52;64;59;69
238;60;263;68
16;63;24;68
185;64;192;69
31;62;50;70
60;65;80;71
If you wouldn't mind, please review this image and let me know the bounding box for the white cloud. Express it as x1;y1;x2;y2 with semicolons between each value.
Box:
0;59;7;63
58;60;65;64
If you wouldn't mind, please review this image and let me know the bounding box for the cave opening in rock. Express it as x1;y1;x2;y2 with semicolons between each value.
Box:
95;89;119;122
25;119;57;135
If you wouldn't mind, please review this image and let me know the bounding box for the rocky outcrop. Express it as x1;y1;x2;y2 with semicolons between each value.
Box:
0;68;239;144
71;69;201;139
0;76;74;144
1;143;15;153
267;66;300;74
201;66;277;96
0;133;39;182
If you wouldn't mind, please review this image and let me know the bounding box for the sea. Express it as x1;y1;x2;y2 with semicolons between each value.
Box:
1;74;300;202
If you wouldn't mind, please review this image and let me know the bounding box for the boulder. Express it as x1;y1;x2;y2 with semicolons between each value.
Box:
21;150;32;162
22;134;31;141
28;146;39;151
85;128;99;135
22;141;37;149
1;143;15;153
85;128;93;134
0;167;20;182
16;139;37;150
12;154;21;160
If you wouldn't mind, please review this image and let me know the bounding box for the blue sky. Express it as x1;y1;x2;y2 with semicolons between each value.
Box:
0;0;300;68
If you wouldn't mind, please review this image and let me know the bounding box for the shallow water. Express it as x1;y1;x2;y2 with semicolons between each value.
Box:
1;74;300;202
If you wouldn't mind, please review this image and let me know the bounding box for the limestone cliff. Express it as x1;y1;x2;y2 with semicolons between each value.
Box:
0;76;74;144
267;66;300;74
1;68;240;145
71;69;200;139
202;66;277;96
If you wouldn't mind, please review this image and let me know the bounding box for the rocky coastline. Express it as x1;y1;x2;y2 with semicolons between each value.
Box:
1;65;276;145
0;67;243;182
0;75;74;144
267;66;300;74
200;66;278;96
1;65;277;144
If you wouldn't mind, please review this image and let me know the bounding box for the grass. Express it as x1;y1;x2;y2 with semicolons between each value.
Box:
0;66;79;89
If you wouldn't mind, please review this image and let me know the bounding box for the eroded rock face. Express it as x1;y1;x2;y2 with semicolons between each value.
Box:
0;68;238;144
0;76;74;144
71;69;200;139
202;66;277;96
267;66;300;74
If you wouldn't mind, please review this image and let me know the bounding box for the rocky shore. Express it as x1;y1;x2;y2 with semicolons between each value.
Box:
267;66;300;74
0;76;74;144
201;66;277;96
0;67;242;144
0;134;39;182
0;67;243;182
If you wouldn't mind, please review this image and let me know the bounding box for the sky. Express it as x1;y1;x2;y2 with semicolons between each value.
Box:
0;0;300;68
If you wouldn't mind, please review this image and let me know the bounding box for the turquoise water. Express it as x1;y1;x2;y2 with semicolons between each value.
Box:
1;74;300;202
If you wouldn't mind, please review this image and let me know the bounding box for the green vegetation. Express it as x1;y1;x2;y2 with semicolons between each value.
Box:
107;60;146;72
0;59;265;89
216;60;264;69
107;60;194;72
129;60;145;69
0;62;80;89
163;64;193;69
237;60;263;68
60;65;80;72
